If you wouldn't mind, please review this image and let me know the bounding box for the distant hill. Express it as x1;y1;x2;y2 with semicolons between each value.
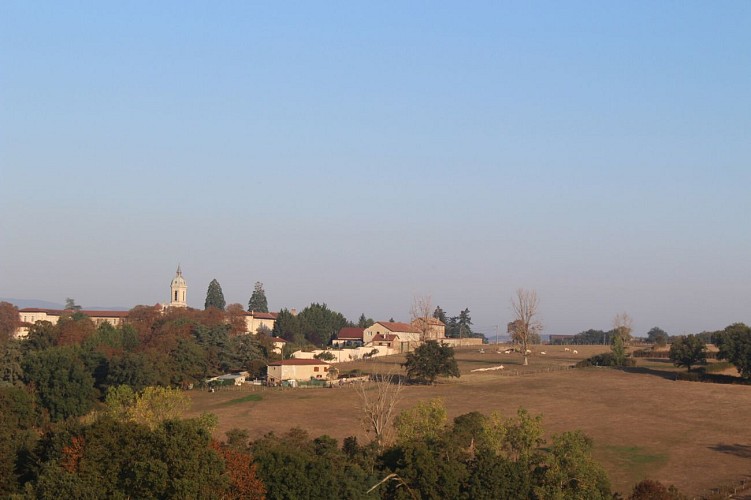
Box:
0;298;128;311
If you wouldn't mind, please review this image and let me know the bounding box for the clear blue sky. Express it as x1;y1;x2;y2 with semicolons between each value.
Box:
1;1;749;336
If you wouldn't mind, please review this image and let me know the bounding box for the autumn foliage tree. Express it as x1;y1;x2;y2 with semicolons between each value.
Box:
211;440;266;500
0;302;20;343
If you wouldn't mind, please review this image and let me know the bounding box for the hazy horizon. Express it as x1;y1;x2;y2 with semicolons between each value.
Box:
2;2;749;337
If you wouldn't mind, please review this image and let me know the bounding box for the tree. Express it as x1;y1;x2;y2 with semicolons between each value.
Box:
297;303;348;347
205;279;226;310
669;335;707;372
629;479;687;500
612;312;633;344
647;327;669;347
0;340;24;386
458;308;473;338
105;385;191;430
354;372;402;447
534;430;611;499
56;313;96;346
410;295;433;341
510;289;542;366
611;334;627;366
247;282;268;313
32;417;227;498
226;303;248;335
272;308;302;344
22;346;97;421
432;306;447;325
0;302;20;343
403;340;460;384
64;298;82;311
715;323;751;378
394;398;447;443
357;313;374;329
210;440;266;499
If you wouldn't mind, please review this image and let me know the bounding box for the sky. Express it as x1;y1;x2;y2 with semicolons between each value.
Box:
1;1;750;337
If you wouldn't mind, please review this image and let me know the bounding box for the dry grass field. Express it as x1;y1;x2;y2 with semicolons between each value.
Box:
187;345;751;497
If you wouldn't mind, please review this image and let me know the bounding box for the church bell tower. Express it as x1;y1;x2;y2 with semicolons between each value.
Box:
170;265;188;308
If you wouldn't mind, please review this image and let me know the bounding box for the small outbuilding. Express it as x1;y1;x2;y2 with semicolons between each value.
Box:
267;359;331;385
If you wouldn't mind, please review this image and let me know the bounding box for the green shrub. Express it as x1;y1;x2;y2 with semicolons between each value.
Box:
702;362;734;373
576;353;636;368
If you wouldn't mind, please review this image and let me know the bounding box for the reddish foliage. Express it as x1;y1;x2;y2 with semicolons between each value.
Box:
56;315;96;345
61;435;86;473
629;479;685;500
226;304;248;336
126;304;162;338
201;307;227;328
0;301;20;342
211;440;266;500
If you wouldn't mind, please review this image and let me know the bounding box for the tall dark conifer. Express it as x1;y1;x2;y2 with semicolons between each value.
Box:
204;279;226;310
248;282;269;313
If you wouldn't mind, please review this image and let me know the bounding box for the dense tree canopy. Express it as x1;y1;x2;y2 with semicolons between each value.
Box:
247;282;269;313
22;346;97;422
0;301;20;343
669;335;707;372
205;279;226;310
647;327;669;346
403;341;460;384
271;308;302;344
297;303;349;347
715;322;751;378
357;313;374;329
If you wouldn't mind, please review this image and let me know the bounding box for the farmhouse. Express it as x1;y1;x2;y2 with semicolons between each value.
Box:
267;359;331;385
363;321;421;352
332;327;365;347
270;337;287;354
16;308;129;338
410;317;446;340
243;311;278;334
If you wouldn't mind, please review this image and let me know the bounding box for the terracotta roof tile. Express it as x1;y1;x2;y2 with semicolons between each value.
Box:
19;308;129;318
337;327;364;340
376;321;420;333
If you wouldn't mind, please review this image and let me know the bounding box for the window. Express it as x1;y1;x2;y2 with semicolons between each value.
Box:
314;367;319;372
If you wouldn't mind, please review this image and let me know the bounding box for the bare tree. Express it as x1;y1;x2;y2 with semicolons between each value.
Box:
612;312;633;344
410;294;433;341
353;373;403;447
510;289;542;366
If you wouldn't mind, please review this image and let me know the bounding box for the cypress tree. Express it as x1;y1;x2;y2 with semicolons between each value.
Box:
204;279;226;310
247;282;269;313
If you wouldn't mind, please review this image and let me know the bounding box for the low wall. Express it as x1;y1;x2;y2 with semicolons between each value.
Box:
291;345;394;363
440;338;484;347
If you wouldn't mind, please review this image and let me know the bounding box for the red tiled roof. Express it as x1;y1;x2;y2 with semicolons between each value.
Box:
19;308;129;318
269;359;330;366
271;337;287;343
243;311;279;320
337;327;364;340
377;321;420;333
